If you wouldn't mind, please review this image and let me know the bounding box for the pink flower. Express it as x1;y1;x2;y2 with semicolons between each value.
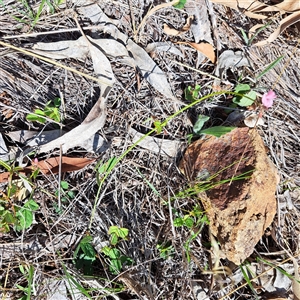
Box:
262;90;276;109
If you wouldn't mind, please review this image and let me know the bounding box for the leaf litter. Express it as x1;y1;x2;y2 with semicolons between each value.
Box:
0;0;300;299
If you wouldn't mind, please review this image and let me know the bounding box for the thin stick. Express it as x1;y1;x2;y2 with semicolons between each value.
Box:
2;26;100;39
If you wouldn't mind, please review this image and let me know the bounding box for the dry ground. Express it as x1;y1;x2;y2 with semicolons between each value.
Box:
0;0;300;299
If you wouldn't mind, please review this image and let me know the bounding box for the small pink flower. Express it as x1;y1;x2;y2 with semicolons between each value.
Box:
262;90;276;109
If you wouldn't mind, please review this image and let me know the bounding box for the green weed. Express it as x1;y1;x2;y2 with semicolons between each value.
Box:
240;21;272;46
0;160;39;233
16;264;34;300
173;205;209;262
53;180;76;214
73;235;97;276
173;0;186;9
101;226;133;275
157;241;175;259
0;0;63;29
26;97;61;124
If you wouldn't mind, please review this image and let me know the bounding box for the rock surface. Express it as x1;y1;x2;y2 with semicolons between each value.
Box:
179;128;278;264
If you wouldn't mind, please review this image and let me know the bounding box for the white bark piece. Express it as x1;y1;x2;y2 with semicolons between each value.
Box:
128;127;183;157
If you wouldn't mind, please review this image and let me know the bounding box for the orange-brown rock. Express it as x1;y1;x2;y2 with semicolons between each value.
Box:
179;128;278;264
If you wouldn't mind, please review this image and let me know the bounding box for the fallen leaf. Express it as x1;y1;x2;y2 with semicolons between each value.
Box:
0;133;9;161
256;0;300;13
254;11;300;46
127;39;179;102
214;50;250;78
176;41;216;63
145;42;184;58
0;157;95;183
8;129;66;146
33;156;95;175
31;33;115;153
209;0;300;43
185;0;214;65
163;15;194;36
185;0;213;44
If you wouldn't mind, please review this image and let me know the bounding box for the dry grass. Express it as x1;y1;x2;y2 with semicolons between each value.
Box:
0;0;300;299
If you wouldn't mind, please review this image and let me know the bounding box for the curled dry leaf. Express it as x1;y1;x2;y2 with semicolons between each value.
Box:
209;0;300;44
163;16;194;36
32;156;95;175
254;11;300;46
176;41;216;63
145;42;184;58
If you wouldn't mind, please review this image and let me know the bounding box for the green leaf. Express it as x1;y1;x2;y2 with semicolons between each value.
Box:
108;225;118;235
200;126;235;137
0;159;12;171
117;227;129;239
97;157;117;175
108;226;129;239
110;233;118;246
110;259;122;274
184;85;201;102
120;255;134;266
235;83;250;93
34;109;46;116
53;97;61;107
108;248;120;260
173;0;186;9
154;120;163;134
101;246;111;256
173;217;184;227
60;181;69;190
67;191;75;199
240;28;249;45
183;217;194;228
193;115;210;134
48;107;60;122
16;209;33;230
233;90;256;107
256;55;284;80
26;113;46;124
80;241;96;261
24;199;39;211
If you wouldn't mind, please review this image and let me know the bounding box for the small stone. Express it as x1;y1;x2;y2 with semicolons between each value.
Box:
179;128;278;264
